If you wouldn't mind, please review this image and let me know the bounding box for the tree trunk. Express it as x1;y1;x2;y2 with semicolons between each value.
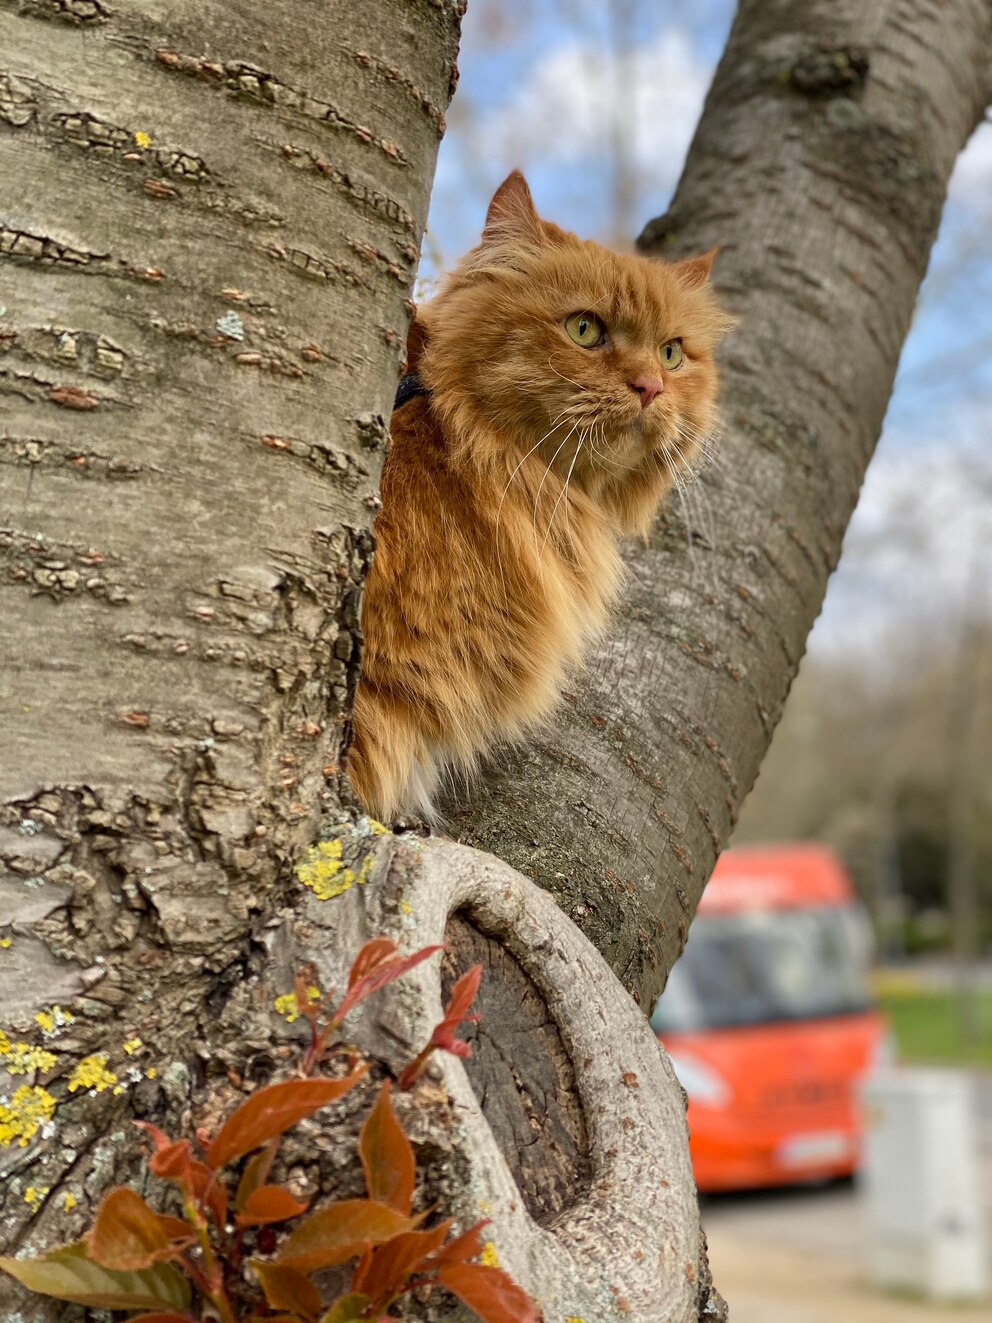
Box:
0;0;462;1315
2;2;990;1322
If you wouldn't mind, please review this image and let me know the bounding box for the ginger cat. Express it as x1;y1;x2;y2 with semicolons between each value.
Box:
348;172;730;820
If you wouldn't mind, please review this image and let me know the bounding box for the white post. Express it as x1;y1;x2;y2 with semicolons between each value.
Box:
862;1068;988;1301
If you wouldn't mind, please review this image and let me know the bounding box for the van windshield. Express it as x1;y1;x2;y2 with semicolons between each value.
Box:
650;905;873;1032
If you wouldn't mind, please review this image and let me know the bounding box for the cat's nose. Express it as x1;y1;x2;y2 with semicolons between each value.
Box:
631;376;663;408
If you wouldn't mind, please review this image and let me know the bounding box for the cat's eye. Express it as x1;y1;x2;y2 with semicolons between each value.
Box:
661;338;684;370
565;312;606;348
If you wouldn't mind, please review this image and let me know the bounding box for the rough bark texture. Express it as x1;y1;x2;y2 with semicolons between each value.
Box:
0;0;461;1314
445;0;992;1011
3;2;991;1321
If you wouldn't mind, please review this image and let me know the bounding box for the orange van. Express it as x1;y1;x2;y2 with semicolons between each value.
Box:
651;844;888;1192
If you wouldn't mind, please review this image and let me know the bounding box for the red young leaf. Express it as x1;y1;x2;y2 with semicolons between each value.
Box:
359;1082;415;1214
207;1068;368;1169
274;1198;416;1275
398;964;483;1088
236;1184;309;1228
444;965;484;1027
251;1259;322;1320
428;1218;491;1267
86;1188;189;1271
347;938;398;988
0;1241;191;1312
187;1159;228;1231
359;1222;452;1309
438;1261;542;1323
350;1242;375;1292
234;1139;278;1211
127;1315;198;1322
155;1216;197;1241
333;943;443;1022
134;1124;192;1184
133;1121;173;1149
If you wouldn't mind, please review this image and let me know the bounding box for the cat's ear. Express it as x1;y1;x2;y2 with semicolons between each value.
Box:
674;247;720;289
482;171;543;245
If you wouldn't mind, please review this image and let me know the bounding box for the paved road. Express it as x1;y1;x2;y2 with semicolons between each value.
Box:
701;1072;992;1323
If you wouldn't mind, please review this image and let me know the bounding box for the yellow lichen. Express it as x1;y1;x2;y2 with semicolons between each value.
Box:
295;838;352;900
134;130;152;148
0;1085;56;1148
122;1037;142;1055
67;1053;117;1094
34;1006;74;1037
400;898;413;915
145;1067;158;1080
0;936;11;948
0;1041;57;1076
24;1185;49;1209
274;985;321;1023
62;1192;77;1212
480;1241;500;1269
355;851;375;886
565;1317;584;1322
296;831;382;902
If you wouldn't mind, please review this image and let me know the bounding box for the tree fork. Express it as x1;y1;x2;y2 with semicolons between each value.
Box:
446;0;992;1009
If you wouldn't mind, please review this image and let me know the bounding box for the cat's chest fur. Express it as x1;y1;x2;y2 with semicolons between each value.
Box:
349;400;624;818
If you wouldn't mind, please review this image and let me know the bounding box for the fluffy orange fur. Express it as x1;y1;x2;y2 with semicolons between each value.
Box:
348;172;731;820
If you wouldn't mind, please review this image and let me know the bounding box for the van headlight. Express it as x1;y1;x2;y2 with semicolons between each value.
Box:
665;1051;732;1107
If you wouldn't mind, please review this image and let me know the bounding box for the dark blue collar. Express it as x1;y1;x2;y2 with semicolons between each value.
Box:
394;372;430;410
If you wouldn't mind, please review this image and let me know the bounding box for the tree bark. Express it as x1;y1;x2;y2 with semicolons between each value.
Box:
0;0;462;1315
2;2;991;1322
447;0;992;1010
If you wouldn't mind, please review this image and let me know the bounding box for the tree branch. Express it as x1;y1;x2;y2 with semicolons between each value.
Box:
445;0;992;1009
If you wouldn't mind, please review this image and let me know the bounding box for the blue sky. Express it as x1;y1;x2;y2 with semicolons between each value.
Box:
424;0;992;665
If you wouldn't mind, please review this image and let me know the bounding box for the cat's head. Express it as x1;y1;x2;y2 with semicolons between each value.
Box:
419;173;732;530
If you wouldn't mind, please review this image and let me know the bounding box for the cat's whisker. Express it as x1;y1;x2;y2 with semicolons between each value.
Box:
670;433;721;572
541;431;584;562
546;356;592;393
660;448;699;569
532;423;579;570
494;412;571;606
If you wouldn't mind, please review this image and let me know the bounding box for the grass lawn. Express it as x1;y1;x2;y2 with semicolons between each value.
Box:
875;982;992;1069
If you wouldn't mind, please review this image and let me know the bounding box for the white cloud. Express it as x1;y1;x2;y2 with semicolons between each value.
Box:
483;27;712;198
811;411;992;662
947;118;992;209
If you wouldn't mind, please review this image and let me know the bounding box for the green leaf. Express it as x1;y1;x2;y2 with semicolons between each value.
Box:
359;1082;415;1214
319;1294;371;1322
207;1070;368;1170
274;1199;415;1275
437;1261;541;1323
0;1240;191;1311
